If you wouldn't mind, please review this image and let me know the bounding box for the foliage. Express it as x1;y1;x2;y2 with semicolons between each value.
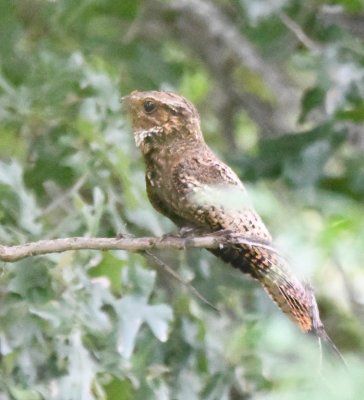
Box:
0;0;364;399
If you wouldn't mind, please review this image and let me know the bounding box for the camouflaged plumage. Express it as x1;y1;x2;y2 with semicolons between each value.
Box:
123;90;332;337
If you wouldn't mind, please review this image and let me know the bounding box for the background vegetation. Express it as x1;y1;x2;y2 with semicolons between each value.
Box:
0;0;363;398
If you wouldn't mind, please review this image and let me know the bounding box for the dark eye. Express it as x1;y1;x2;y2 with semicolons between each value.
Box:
143;100;157;114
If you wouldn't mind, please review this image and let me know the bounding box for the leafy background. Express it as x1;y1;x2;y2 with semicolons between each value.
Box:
0;0;364;399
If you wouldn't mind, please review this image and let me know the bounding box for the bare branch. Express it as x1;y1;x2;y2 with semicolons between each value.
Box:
0;234;277;263
142;250;220;312
279;12;320;51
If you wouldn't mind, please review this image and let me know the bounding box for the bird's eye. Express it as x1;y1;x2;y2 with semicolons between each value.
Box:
143;100;157;114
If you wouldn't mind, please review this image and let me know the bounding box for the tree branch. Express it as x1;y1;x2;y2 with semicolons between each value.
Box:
142;249;220;312
0;234;276;263
279;12;320;51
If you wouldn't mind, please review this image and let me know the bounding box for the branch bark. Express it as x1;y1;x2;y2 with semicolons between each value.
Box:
0;234;276;263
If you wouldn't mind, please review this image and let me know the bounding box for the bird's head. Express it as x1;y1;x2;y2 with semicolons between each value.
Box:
122;90;203;155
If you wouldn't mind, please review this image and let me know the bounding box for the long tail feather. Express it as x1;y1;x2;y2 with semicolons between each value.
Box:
210;243;346;365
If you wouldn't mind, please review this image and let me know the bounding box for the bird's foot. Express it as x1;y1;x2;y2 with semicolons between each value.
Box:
162;226;212;240
178;227;234;239
160;229;184;240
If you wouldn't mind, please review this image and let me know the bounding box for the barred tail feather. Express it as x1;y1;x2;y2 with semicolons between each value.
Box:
211;244;346;364
212;244;324;334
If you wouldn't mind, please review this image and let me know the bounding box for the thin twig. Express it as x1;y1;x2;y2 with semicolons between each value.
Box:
41;174;88;217
0;234;278;263
142;250;219;312
279;12;320;51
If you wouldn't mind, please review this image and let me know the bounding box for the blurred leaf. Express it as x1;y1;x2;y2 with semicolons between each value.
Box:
336;102;364;122
0;161;42;235
88;251;125;294
299;86;326;123
9;261;52;301
56;330;98;400
234;123;345;185
7;387;42;400
103;377;134;400
115;266;173;358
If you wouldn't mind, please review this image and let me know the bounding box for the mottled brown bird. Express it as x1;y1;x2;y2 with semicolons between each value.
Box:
123;90;342;355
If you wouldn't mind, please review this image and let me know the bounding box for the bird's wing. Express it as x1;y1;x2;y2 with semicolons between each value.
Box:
167;155;323;333
168;153;272;241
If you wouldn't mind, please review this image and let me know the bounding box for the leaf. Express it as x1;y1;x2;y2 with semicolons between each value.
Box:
299;86;326;123
56;330;98;400
103;377;134;400
283;139;331;186
114;295;147;359
144;304;173;342
114;294;173;359
121;263;156;298
236;123;345;184
8;387;42;400
114;265;173;358
0;161;42;235
336;103;364;122
8;260;52;301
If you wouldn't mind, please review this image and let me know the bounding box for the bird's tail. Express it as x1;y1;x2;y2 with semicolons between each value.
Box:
211;243;314;331
210;243;346;363
304;282;348;366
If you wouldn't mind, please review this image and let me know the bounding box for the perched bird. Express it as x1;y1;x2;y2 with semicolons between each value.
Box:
123;90;341;355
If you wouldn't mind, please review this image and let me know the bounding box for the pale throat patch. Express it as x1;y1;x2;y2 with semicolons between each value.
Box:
134;126;164;149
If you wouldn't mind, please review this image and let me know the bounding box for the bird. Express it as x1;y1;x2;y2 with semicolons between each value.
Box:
122;90;343;358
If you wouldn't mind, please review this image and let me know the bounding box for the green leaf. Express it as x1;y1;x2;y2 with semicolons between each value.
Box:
56;331;98;400
299;86;326;123
114;266;173;358
115;295;173;359
0;161;42;235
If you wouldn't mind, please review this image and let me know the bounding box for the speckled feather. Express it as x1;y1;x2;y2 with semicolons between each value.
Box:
123;90;329;336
